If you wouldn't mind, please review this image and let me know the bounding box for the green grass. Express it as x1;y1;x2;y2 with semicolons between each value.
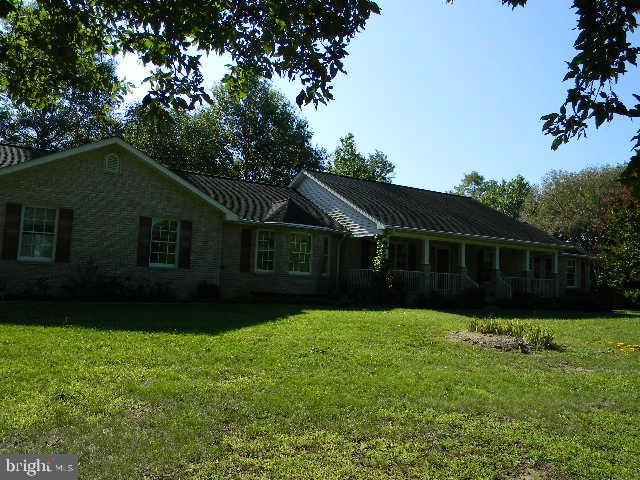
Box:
0;304;638;479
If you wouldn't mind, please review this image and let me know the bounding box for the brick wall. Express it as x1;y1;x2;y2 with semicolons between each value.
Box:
0;144;224;299
220;223;340;299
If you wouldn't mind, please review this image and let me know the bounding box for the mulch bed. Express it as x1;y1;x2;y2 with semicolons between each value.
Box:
448;331;532;353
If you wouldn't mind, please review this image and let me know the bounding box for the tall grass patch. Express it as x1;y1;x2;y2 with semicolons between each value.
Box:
468;318;556;349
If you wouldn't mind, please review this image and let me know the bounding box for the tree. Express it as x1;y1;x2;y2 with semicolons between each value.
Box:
451;171;490;199
594;186;640;304
521;166;623;252
211;79;327;185
452;171;531;219
0;1;380;112
124;79;326;185
0;60;125;151
328;133;395;183
447;0;640;196
123;105;234;177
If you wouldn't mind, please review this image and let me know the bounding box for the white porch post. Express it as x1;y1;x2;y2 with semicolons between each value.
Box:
552;251;559;274
494;246;500;270
523;249;532;292
422;239;431;291
423;239;430;265
459;242;467;272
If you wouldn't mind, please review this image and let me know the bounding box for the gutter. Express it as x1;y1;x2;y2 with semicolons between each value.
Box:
387;226;566;250
560;252;596;259
230;218;347;234
335;236;347;291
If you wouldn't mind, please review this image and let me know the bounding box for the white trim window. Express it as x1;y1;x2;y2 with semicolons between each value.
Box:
150;218;179;267
289;232;312;274
18;206;58;262
321;236;330;276
566;259;577;287
256;230;275;272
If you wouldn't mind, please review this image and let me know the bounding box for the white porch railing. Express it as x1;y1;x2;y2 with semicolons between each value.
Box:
392;270;425;290
503;276;527;294
503;276;556;298
345;269;376;289
531;278;555;298
344;269;480;296
427;272;466;295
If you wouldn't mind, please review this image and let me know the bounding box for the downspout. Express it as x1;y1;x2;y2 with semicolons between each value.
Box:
217;224;224;289
336;236;347;291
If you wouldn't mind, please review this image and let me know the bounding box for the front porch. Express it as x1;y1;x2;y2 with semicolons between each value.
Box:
342;235;560;300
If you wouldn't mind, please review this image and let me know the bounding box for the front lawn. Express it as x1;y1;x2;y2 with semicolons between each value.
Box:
0;304;638;479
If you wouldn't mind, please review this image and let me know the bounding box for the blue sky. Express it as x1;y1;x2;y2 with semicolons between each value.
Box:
118;0;637;192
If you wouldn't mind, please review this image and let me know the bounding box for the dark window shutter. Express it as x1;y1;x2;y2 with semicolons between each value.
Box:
240;229;253;272
1;203;22;260
408;243;418;271
55;208;73;263
178;220;192;269
137;216;152;266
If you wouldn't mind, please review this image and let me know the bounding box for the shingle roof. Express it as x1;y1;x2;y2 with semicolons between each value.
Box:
0;144;49;169
306;171;564;246
174;170;343;230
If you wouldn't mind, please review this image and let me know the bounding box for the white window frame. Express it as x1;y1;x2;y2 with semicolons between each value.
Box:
288;232;312;275
149;217;180;269
17;205;58;263
566;259;577;288
255;230;276;273
321;236;330;276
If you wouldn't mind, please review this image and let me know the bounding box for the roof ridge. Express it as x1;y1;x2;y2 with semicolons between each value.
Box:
173;168;297;190
307;169;472;200
0;142;49;152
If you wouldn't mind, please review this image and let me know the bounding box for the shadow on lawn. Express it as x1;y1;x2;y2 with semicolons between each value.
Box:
0;302;317;335
0;302;636;335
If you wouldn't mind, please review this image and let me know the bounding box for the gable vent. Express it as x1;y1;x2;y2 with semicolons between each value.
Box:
103;154;121;174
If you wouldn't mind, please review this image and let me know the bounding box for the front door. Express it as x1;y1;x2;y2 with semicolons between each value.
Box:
477;249;492;282
434;248;450;290
435;247;450;273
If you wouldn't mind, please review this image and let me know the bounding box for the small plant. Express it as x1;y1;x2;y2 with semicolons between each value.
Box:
468;318;556;350
523;326;556;350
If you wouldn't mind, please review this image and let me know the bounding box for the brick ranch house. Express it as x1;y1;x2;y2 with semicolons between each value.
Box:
0;138;591;301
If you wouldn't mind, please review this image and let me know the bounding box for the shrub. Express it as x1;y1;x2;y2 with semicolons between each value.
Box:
623;288;640;307
453;287;485;308
64;258;125;300
556;290;609;311
509;291;539;308
64;258;177;301
12;277;53;300
468;318;556;349
195;281;220;301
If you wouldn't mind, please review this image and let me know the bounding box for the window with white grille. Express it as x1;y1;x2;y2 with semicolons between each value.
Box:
256;230;275;272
